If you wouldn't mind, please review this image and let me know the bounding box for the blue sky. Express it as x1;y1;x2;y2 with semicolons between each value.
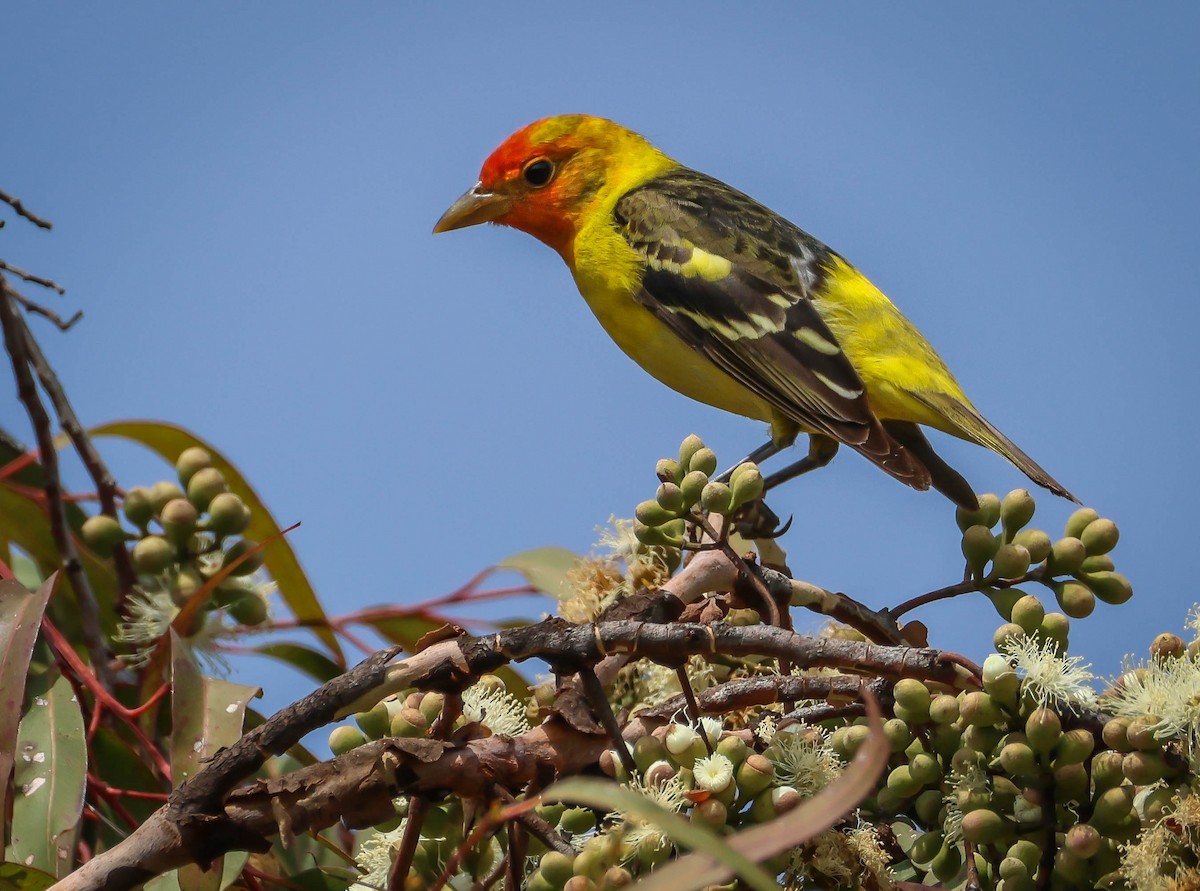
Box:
3;3;1198;711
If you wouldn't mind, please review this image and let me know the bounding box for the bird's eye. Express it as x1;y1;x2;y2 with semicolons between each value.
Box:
522;158;555;188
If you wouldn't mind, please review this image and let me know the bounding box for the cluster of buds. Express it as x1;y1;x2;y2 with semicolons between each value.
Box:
955;490;1130;643
82;446;268;628
633;435;764;549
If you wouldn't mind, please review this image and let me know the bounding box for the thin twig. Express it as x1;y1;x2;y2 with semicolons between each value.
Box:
5;282;81;330
0;259;66;294
888;567;1045;619
0;188;53;228
15;306;137;601
1;279;114;686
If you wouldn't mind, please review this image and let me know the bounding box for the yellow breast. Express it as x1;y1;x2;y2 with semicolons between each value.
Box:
568;217;776;424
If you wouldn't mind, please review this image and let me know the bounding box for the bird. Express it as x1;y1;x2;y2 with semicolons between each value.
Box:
433;114;1074;510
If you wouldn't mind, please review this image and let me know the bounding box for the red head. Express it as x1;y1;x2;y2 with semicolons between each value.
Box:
434;115;673;258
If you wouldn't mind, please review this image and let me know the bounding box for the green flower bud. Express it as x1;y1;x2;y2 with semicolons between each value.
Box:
700;481;733;515
632;735;667;773
1122;750;1166;785
1045;537;1086;575
910;830;943;865
961;808;1007;844
983;655;1020;703
226;590;268;626
734;753;775;800
599;867;632;889
930;841;963;883
690;797;728;828
1053;728;1095;766
679;470;708;507
960;691;1003;727
1038;612;1069;647
1091;786;1134;831
998;741;1037;777
883;717;914;751
355;701;391;739
1064;508;1100;539
1001;489;1036;539
1080;571;1133;605
132;535;176;574
914;788;944;825
418;692;445;725
186;467;228;511
1052;581;1095;619
990;543;1031;580
1151;633;1186;660
678;434;706;472
956;492;1001;531
390;706;428;738
1140;787;1175;824
171;566;205;604
1065;826;1099;859
993;623;1025;650
1025;707;1062;753
539;851;576;887
635;499;677;527
655;458;683;484
559;806;596;834
160;497;199;545
1090;750;1126;790
929;694;960;725
1007;594;1044;634
148;481;186;514
688;447;718;477
525;872;554;891
175;447;214;487
206;492;251;537
1053;762;1088;803
715;734;749;766
893;678;932;717
962;525;998;577
122;487;154;529
81;514;127;552
328;724;367;755
963;724;1002;754
1080;554;1115;573
999;857;1029;882
1012;528;1051;564
729;462;764;507
908;752;942;786
1080;518;1119;555
221;539;264;576
655;482;685;513
885;765;921;799
1007;840;1042;874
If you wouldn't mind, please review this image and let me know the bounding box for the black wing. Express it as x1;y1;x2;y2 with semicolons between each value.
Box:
615;168;930;487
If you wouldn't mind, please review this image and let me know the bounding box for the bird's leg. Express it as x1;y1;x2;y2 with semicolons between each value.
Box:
713;439;785;483
763;435;840;491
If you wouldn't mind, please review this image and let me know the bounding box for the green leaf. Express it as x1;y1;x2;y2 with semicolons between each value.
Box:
90;420;343;664
496;546;579;597
288;867;355;891
543;777;780;891
366;614;443;651
0;576;56;830
0;862;57;891
170;633;260;891
0;441;119;640
6;671;87;878
253;642;343;684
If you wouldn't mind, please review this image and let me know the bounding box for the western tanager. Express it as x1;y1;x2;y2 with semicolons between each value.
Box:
434;115;1073;509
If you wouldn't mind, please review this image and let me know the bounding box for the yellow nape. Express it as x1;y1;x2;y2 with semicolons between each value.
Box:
810;257;973;434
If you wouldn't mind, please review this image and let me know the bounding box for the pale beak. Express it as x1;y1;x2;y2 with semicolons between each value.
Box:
432;181;513;233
